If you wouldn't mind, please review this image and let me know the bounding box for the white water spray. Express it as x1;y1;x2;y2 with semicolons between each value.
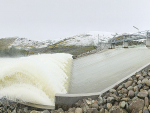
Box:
0;53;72;105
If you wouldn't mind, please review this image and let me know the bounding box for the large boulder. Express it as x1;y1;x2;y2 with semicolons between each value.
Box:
129;98;144;112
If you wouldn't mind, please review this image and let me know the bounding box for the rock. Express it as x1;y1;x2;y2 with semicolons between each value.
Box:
145;97;149;107
138;80;142;84
122;88;128;94
127;86;133;90
125;81;133;88
91;103;98;109
129;98;144;112
11;108;16;113
114;101;119;106
68;108;76;113
75;108;82;113
110;93;117;98
115;91;119;96
103;99;107;104
128;77;133;81
107;103;112;110
113;85;119;89
145;79;150;86
133;86;138;92
143;71;147;76
143;106;149;113
132;82;136;87
62;105;68;111
7;109;11;113
144;86;149;90
23;107;28;113
138;84;142;89
125;102;129;111
107;97;115;103
136;73;142;78
91;100;94;104
120;101;126;108
105;109;109;113
85;99;92;105
109;89;116;93
135;91;139;96
92;108;99;113
128;90;135;98
139;76;144;80
42;110;50;113
142;78;148;84
98;96;103;105
86;108;93;113
137;92;148;98
132;109;140;113
81;103;89;112
94;100;98;104
148;72;150;76
75;100;82;107
57;108;64;113
109;106;128;113
104;104;107;109
148;90;150;97
148;105;150;111
121;97;131;101
17;109;23;113
117;85;123;91
87;108;99;113
30;110;41;113
99;108;105;113
140;90;148;95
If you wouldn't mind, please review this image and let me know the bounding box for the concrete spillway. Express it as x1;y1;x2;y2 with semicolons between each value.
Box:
69;46;150;94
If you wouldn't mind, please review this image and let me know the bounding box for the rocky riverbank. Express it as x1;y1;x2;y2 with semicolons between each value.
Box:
0;98;51;113
52;69;150;113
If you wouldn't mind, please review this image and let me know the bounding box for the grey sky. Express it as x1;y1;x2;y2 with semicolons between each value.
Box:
0;0;150;40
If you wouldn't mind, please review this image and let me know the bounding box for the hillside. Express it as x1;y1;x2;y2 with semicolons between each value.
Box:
1;31;145;56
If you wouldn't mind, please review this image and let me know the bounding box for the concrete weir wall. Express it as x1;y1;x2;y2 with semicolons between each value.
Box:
55;62;150;109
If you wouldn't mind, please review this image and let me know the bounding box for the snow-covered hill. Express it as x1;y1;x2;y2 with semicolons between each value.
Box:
8;38;57;50
7;31;115;49
56;31;115;46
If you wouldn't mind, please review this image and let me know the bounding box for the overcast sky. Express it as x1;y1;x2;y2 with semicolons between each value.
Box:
0;0;150;40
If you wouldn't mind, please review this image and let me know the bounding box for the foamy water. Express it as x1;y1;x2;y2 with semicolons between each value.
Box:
0;53;72;105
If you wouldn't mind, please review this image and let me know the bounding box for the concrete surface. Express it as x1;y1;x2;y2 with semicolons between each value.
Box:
69;46;150;94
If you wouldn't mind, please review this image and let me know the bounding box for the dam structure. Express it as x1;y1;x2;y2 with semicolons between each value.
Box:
1;33;150;109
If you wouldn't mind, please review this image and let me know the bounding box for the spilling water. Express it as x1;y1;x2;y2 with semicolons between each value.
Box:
0;53;72;105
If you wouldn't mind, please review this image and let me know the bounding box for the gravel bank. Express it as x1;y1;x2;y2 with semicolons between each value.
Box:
53;68;150;113
0;98;51;113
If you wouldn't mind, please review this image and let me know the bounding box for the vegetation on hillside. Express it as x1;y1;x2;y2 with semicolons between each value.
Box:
0;38;16;50
0;46;28;57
